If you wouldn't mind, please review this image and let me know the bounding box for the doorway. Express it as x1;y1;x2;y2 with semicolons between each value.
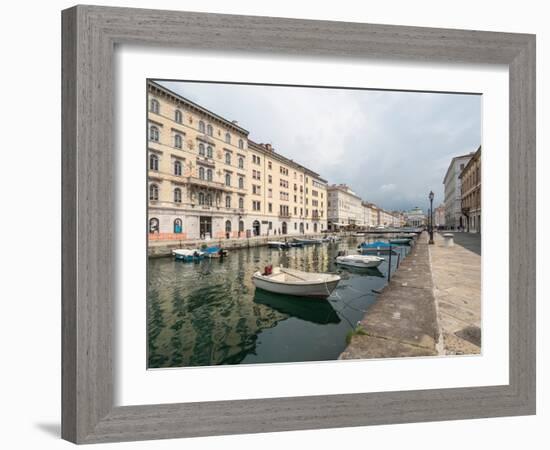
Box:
200;216;212;239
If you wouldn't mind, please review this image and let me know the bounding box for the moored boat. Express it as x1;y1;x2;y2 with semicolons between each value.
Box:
336;254;385;269
293;238;323;245
172;248;205;262
203;246;229;257
268;241;291;249
388;238;412;245
288;241;304;248
252;266;341;298
358;241;394;254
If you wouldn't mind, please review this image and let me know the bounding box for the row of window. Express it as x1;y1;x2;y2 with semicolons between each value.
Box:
149;98;245;148
149;183;245;209
149;217;244;234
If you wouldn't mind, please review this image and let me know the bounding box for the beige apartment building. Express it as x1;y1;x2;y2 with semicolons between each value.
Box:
147;81;327;241
327;184;365;230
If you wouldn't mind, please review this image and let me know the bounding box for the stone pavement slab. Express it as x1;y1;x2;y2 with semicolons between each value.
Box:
430;232;481;355
340;234;438;360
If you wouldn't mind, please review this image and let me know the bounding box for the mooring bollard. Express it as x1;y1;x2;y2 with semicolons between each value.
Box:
443;233;454;248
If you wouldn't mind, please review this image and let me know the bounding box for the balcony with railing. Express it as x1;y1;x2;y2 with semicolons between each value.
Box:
186;176;226;190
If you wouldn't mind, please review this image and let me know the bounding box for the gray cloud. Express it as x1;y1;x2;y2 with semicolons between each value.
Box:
158;80;480;212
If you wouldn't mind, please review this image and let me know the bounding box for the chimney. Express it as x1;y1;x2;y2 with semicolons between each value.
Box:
265;143;272;151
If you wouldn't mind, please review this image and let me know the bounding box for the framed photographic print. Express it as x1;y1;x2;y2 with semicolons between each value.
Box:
62;5;536;444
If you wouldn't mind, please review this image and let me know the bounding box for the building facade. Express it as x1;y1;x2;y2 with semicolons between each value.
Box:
362;202;379;228
434;204;446;228
443;152;474;229
405;207;426;227
147;81;327;241
327;185;365;230
459;146;481;233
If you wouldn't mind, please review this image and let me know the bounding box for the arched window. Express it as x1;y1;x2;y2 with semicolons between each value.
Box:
173;218;182;233
198;192;205;205
198;143;205;156
238;139;244;149
149;217;159;233
149;154;159;171
207;124;213;136
174;109;182;123
238;197;244;209
225;152;231;165
199;121;205;133
149;125;159;142
174;134;182;149
225;220;232;232
174;160;182;176
149;184;159;201
206;194;212;206
225;195;231;208
206;168;213;181
199;166;205;180
238;177;244;189
225;132;231;144
149;98;159;114
238;157;244;169
239;220;244;233
225;173;231;187
207;146;213;158
174;188;182;203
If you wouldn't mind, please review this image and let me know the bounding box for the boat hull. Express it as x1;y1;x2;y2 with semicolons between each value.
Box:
174;253;204;262
336;257;384;269
172;249;204;262
389;239;412;245
253;278;339;298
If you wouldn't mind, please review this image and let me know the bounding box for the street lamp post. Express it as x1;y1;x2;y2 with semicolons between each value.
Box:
428;191;434;244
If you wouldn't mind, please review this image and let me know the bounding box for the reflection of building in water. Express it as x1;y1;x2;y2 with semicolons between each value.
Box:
147;245;340;367
148;275;285;368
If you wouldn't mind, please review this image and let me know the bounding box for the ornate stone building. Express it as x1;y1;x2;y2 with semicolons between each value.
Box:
459;146;481;233
147;80;327;241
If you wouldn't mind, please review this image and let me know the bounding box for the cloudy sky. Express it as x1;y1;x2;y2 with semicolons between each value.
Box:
157;80;481;212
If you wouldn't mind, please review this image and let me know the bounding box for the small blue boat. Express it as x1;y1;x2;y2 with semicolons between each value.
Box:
172;248;205;262
204;246;228;258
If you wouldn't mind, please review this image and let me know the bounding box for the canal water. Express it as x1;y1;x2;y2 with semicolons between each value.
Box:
147;236;411;368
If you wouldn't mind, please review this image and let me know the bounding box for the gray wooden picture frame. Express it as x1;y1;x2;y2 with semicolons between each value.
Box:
61;5;536;444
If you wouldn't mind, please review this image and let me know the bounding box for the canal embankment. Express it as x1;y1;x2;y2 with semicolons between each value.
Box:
339;231;482;360
339;232;439;359
149;232;357;257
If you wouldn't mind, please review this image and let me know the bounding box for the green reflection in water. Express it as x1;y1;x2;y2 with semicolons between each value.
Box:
147;237;409;368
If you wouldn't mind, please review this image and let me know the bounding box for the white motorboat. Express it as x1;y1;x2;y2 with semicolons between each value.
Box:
252;266;341;298
336;254;384;269
172;248;204;262
268;241;290;249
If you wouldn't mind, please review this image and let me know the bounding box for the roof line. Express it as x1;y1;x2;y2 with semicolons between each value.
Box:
148;80;250;136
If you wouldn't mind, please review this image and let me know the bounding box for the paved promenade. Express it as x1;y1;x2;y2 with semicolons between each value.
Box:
339;231;481;360
430;232;481;355
339;233;439;359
